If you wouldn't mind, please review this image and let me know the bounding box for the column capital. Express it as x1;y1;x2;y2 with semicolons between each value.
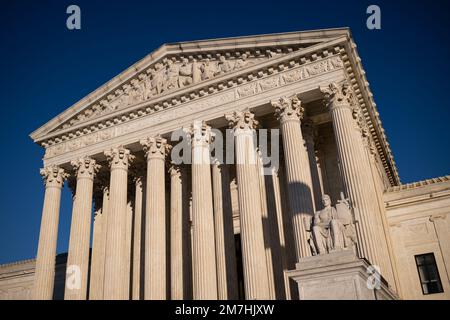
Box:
225;109;259;132
40;165;68;188
271;95;305;123
71;157;101;180
320;81;354;110
104;146;135;170
184;120;213;147
140;135;170;161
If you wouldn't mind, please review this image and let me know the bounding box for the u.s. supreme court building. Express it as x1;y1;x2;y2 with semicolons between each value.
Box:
1;28;449;300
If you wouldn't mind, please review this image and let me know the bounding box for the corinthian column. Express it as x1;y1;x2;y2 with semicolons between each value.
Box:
271;96;315;260
140;136;169;300
212;161;238;300
225;110;270;300
65;157;100;300
186;121;218;300
34;166;68;300
320;81;383;268
103;147;134;300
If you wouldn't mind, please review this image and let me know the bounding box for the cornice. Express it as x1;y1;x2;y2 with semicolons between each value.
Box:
386;175;450;193
384;175;450;207
339;37;400;186
0;258;35;270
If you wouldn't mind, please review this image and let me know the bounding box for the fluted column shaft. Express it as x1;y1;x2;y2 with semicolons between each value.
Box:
322;82;383;268
271;96;315;260
169;165;183;300
124;201;133;296
89;186;109;300
169;165;191;300
212;162;238;300
226;110;270;300
33;166;67;300
103;147;134;300
256;152;276;299
65;158;99;300
188;121;218;300
132;177;145;300
89;210;103;298
141;136;169;300
267;167;289;298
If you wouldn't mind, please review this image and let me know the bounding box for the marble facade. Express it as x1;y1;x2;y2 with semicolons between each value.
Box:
1;28;449;300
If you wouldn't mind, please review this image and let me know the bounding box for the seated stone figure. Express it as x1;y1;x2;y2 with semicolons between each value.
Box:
308;193;357;255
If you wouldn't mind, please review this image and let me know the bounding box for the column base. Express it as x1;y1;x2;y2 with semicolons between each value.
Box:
286;250;398;300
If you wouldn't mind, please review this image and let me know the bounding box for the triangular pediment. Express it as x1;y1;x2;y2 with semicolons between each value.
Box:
30;28;351;141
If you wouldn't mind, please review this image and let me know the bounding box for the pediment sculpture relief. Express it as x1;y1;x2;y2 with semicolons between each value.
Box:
43;53;345;159
59;49;291;131
307;193;357;255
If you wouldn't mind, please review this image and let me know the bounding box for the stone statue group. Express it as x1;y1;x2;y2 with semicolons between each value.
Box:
64;50;286;128
116;51;285;107
122;54;257;106
307;192;357;255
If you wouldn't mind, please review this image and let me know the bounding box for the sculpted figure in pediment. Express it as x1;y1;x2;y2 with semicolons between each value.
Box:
140;74;153;100
178;58;193;88
217;55;232;75
200;58;217;81
165;59;180;91
129;80;143;104
151;63;165;95
122;85;133;106
132;86;144;104
192;59;202;84
234;53;248;70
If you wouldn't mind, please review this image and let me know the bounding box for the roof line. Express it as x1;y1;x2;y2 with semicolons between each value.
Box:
165;27;350;45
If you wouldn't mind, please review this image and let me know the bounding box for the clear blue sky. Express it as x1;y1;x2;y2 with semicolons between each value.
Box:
1;0;449;264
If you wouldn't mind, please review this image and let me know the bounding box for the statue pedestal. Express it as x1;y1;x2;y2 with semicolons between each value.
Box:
286;250;397;300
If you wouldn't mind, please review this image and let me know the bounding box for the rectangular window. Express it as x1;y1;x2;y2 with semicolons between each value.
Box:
415;253;444;295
